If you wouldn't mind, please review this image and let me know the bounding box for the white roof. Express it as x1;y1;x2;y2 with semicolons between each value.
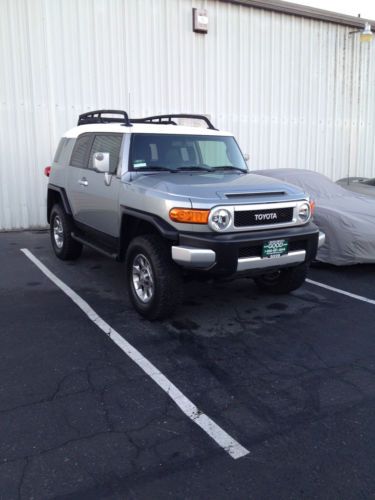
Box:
63;123;233;139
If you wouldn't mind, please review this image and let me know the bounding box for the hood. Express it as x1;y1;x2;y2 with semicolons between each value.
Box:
131;171;307;204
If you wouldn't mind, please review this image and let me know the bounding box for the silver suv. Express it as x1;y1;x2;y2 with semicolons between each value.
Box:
46;110;324;319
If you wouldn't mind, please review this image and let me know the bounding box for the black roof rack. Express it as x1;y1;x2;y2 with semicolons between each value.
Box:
131;114;217;130
77;110;217;130
78;109;132;127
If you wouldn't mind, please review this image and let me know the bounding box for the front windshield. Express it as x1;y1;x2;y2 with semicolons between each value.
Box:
130;133;248;172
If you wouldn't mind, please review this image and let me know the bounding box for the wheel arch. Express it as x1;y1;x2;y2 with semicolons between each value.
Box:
119;207;178;261
47;185;72;223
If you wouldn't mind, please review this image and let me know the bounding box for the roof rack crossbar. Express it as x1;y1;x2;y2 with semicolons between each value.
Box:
131;117;178;125
131;114;217;130
78;109;132;127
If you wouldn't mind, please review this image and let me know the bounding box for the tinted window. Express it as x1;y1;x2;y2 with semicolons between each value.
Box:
70;134;93;168
53;138;67;163
89;134;123;173
130;134;247;171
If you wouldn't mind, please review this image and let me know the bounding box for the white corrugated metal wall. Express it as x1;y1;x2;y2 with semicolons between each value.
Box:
1;0;375;230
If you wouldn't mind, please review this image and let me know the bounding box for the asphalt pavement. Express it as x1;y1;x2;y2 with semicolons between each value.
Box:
1;230;375;499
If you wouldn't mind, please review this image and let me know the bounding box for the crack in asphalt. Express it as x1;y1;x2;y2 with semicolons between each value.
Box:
3;233;375;498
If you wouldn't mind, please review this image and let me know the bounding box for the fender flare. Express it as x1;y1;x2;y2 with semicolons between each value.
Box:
120;206;179;241
47;185;72;222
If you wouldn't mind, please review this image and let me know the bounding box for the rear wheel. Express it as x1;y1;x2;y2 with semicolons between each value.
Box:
50;204;82;260
126;234;183;320
254;263;308;294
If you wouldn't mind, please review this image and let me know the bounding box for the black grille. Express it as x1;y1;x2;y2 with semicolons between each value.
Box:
238;246;262;258
234;207;294;227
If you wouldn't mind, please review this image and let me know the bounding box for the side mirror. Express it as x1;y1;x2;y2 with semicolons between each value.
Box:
243;153;250;162
93;152;110;173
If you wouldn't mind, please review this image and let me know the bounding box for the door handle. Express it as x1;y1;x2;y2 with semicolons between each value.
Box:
78;178;88;186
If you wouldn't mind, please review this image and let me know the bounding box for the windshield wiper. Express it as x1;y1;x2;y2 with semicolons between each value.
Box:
175;166;211;172
211;166;247;173
134;165;177;173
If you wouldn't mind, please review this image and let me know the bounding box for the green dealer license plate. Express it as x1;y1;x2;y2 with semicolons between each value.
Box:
262;239;289;258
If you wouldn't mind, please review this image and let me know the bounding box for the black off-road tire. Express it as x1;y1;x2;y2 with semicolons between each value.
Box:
126;234;183;320
50;204;83;260
254;263;308;294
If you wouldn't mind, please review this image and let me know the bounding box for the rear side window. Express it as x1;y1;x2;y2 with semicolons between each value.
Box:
89;134;123;173
53;138;67;163
70;134;93;168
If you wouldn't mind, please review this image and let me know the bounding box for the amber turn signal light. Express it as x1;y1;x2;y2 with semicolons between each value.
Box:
169;208;209;224
309;199;315;216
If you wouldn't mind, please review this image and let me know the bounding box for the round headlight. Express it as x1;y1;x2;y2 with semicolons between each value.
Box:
298;202;311;222
209;208;232;232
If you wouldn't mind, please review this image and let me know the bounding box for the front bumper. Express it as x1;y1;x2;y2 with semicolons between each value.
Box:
171;223;323;276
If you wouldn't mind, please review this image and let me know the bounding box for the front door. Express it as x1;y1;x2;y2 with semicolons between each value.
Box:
67;133;124;237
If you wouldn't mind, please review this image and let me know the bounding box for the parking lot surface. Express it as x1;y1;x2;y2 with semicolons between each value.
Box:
1;230;375;499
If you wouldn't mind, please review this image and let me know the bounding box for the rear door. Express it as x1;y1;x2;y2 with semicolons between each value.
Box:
67;133;123;237
66;133;94;222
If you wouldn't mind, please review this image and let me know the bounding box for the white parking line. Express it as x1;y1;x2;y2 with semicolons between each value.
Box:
21;248;249;460
306;278;375;306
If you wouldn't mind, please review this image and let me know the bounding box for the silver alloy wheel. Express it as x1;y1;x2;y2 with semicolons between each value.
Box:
53;215;64;249
132;253;154;303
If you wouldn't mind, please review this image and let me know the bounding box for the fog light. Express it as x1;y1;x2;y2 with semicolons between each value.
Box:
209;208;231;232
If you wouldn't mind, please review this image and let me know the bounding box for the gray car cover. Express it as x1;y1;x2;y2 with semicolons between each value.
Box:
255;168;375;265
336;177;375;198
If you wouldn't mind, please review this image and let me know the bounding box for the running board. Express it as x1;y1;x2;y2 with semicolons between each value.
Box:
71;232;119;260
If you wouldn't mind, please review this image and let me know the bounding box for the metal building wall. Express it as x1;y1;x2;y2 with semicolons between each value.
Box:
1;0;374;230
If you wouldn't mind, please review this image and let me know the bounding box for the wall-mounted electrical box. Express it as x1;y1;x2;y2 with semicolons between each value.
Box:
193;8;208;34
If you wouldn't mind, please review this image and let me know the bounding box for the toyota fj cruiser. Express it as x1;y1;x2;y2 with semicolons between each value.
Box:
46;110;325;319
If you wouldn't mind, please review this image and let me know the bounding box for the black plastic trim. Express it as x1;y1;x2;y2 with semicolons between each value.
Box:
47;185;72;221
73;220;119;252
71;232;118;259
120;206;179;241
178;222;320;276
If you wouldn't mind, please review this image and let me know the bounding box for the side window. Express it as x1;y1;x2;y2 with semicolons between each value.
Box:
53;138;67;163
70;134;93;168
89;134;123;173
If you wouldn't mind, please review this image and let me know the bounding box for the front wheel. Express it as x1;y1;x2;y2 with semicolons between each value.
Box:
126;235;183;320
254;263;308;294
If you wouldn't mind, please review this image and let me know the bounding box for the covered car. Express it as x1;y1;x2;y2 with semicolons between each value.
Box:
255;168;375;265
336;177;375;197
